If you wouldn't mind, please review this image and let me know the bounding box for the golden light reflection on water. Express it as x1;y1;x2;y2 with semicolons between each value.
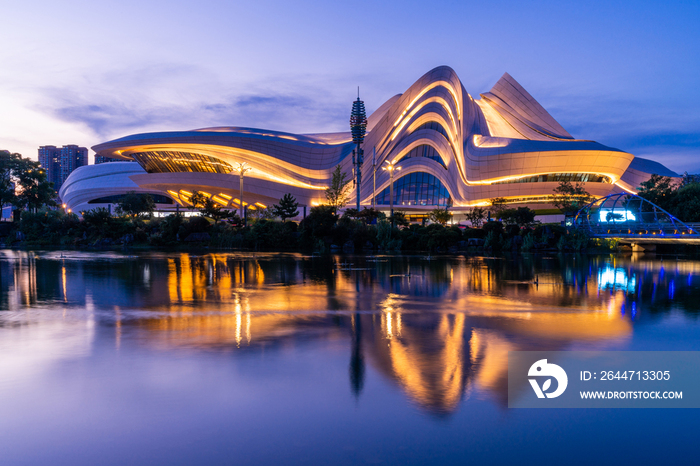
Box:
2;250;698;414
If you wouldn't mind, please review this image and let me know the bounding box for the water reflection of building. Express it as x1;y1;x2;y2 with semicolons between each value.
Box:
2;251;699;414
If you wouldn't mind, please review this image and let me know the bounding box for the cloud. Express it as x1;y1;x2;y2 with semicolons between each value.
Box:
33;63;700;174
541;89;700;173
37;64;360;142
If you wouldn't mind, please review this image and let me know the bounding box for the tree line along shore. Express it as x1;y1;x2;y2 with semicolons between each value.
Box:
2;151;697;254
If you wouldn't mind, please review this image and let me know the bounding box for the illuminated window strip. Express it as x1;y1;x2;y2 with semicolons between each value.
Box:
461;195;560;207
132;150;234;174
130;147;328;191
470;171;618;186
490;173;612;185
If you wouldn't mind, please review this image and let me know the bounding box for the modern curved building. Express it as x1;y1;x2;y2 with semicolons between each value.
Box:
60;66;678;217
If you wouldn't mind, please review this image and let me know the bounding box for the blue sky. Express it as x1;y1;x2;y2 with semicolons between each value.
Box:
1;0;699;173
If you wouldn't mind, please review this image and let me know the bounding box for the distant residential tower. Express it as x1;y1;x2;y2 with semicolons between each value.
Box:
38;144;87;192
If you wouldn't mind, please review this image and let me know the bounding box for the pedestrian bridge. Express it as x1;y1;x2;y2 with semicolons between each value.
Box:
572;193;700;249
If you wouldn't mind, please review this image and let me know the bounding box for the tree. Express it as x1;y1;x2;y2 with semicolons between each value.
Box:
82;207;113;237
429;207;452;225
202;199;234;223
668;183;700;222
247;206;276;224
501;207;536;227
325;165;350;213
299;204;337;243
116;191;155;218
358;207;384;224
343;207;385;225
342;208;360;219
464;207;486;227
390;210;409;227
189;191;234;223
272;193;299;221
0;151;21;216
189;191;208;210
637;174;676;210
14;159;56;213
551;181;593;215
489;197;508;216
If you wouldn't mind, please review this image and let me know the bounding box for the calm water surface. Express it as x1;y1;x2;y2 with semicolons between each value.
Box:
1;250;699;465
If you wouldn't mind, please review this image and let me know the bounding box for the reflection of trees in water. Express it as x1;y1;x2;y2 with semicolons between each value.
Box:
4;252;700;413
4;251;700;318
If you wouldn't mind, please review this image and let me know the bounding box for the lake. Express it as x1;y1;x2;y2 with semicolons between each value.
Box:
1;250;699;465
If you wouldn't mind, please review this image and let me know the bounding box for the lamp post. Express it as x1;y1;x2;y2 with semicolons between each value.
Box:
372;147;376;208
382;160;400;226
350;91;367;211
233;162;252;223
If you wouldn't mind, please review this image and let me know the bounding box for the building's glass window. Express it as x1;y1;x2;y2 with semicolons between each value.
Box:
397;145;447;169
88;193;174;204
491;173;612;184
131;151;233;174
375;172;452;207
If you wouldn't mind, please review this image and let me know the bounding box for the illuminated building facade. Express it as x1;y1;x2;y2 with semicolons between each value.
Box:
59;66;677;215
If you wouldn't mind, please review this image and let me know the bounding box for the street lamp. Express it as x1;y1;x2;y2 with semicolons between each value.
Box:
233;162;252;223
371;147;376;208
382;160;401;226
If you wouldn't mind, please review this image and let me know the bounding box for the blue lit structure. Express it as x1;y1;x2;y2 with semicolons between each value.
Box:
574;193;700;242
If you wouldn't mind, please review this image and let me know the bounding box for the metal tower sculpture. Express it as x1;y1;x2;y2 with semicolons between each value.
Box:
350;90;367;211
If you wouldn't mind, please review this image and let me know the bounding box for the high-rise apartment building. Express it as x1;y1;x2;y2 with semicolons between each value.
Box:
38;144;88;192
38;145;62;189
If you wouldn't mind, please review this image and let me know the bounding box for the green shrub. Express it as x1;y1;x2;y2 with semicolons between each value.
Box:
484;231;497;249
178;216;210;239
522;233;536;251
482;221;504;235
463;228;487;239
